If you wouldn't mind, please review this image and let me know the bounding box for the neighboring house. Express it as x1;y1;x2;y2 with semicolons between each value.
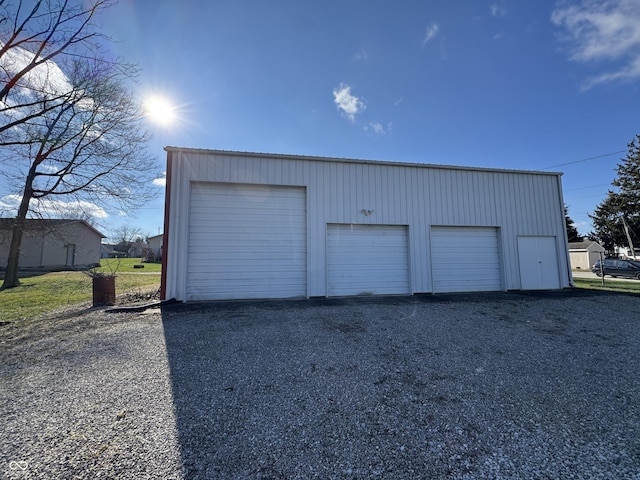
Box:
568;240;605;270
613;245;639;260
100;243;127;259
0;219;105;270
147;233;163;262
127;241;149;259
161;149;572;302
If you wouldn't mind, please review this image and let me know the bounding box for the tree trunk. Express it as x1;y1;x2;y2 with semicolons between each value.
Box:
2;177;35;289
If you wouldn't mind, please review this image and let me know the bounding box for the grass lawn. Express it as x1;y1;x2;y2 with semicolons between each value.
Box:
93;257;162;274
0;259;160;322
573;277;640;294
2;259;638;323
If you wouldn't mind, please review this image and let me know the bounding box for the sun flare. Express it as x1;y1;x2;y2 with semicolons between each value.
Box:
144;95;176;126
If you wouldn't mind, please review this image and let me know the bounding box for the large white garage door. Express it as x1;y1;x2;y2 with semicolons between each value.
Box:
327;224;410;296
187;183;306;300
431;226;502;293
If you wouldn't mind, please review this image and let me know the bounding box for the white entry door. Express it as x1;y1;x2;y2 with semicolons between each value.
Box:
517;236;561;290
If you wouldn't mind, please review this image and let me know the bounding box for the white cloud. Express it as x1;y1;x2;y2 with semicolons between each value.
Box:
0;195;108;219
364;122;392;135
393;97;405;107
369;122;385;135
332;83;365;122
153;172;166;187
422;22;440;47
0;41;72;98
0;195;21;216
354;48;369;61
552;0;640;88
40;163;59;173
582;55;640;89
575;220;589;229
490;3;507;17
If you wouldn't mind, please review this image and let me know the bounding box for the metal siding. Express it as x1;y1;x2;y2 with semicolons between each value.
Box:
431;226;503;293
164;150;570;300
186;183;306;300
327;224;410;296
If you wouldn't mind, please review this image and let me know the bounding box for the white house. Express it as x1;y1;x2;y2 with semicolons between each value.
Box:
161;148;572;301
568;241;605;270
613;245;639;260
0;219;104;270
147;233;163;262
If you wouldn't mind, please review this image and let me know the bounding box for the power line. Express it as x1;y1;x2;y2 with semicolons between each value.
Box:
564;183;611;192
541;150;626;170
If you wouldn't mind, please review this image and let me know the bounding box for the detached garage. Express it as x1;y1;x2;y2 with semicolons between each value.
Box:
161;148;572;301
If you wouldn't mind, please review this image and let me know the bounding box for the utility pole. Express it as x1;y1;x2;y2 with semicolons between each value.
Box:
599;251;605;286
621;216;636;260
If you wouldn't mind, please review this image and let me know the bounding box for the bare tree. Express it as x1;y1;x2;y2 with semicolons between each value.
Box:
109;223;145;253
0;0;114;132
0;1;160;288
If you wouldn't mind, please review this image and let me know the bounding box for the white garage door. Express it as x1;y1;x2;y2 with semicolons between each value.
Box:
517;236;561;290
431;226;502;293
187;183;306;300
327;224;410;296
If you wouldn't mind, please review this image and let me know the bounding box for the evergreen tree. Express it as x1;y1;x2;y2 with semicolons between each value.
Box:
589;193;629;251
589;135;640;252
612;135;640;214
564;206;582;242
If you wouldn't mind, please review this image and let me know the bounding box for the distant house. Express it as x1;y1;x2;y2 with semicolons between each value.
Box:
0;219;105;270
100;243;126;259
568;241;605;270
127;241;149;259
147;233;163;262
613;245;640;260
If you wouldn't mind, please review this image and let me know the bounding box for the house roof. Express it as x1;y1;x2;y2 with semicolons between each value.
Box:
568;240;604;252
0;218;105;238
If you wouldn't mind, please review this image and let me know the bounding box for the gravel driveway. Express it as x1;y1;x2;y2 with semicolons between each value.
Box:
1;290;639;479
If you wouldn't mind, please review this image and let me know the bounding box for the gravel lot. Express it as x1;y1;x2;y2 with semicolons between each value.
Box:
1;290;639;479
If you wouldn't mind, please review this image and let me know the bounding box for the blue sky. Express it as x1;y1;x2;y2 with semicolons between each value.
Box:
85;1;640;237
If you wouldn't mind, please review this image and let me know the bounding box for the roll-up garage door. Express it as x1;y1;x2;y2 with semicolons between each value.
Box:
187;183;306;301
431;226;502;293
327;224;410;296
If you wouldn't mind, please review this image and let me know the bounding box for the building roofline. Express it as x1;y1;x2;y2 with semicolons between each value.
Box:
0;218;105;238
70;220;106;238
164;146;563;177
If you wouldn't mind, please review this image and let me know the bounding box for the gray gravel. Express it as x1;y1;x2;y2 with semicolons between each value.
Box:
1;290;639;479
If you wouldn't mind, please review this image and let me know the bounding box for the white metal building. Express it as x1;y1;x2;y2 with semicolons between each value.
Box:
161;148;572;301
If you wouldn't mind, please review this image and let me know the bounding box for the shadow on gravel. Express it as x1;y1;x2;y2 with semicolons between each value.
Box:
160;290;640;479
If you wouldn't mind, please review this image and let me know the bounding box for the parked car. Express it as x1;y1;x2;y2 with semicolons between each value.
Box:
591;258;640;279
